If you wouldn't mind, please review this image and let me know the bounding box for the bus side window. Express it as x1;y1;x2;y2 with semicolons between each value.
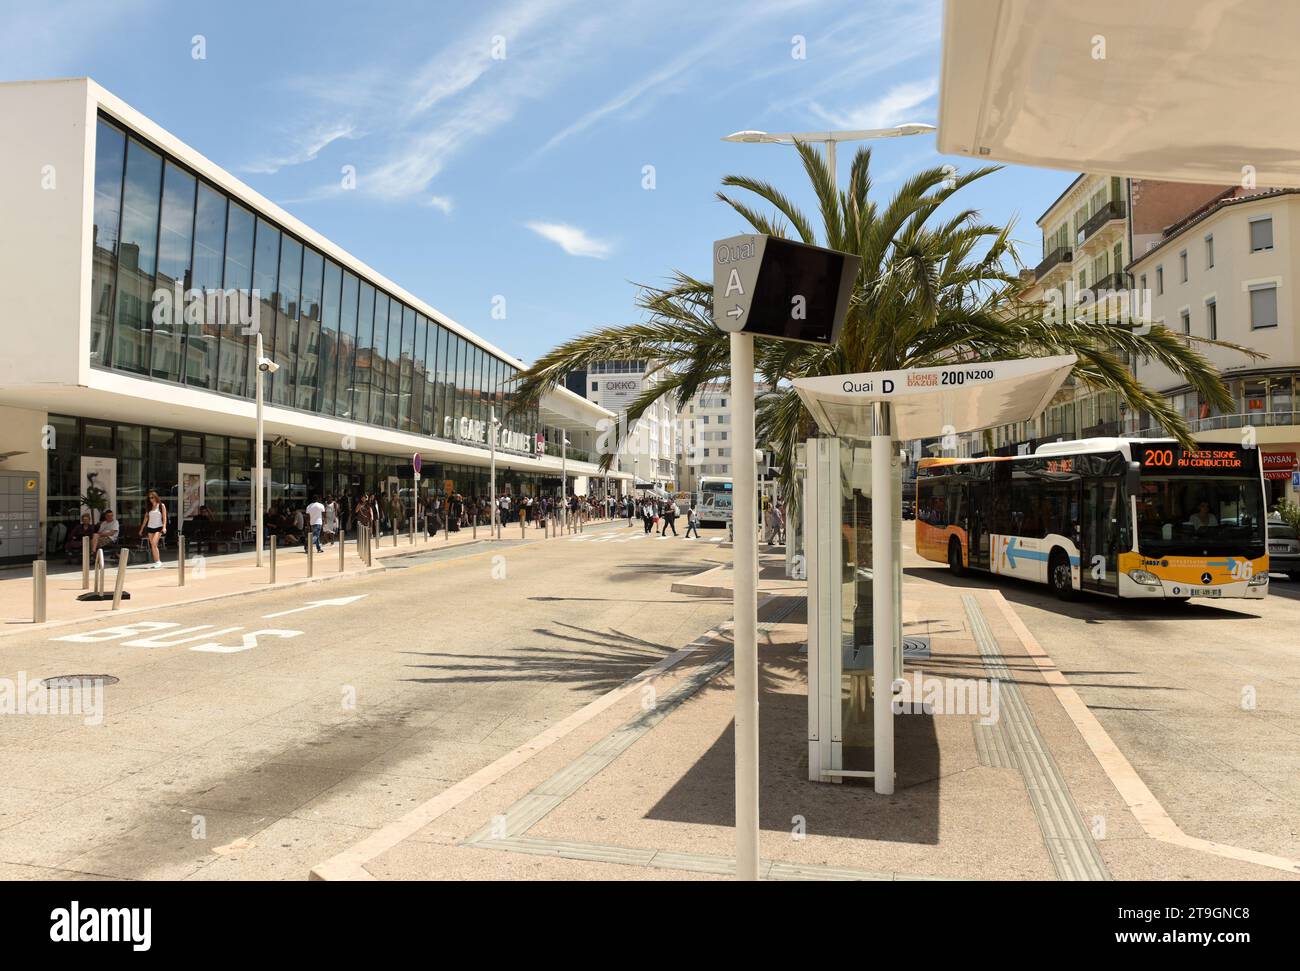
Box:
947;483;965;528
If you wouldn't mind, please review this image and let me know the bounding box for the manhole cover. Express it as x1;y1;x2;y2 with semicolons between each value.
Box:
40;674;119;689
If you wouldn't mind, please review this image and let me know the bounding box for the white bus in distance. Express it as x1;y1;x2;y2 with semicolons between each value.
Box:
696;476;733;527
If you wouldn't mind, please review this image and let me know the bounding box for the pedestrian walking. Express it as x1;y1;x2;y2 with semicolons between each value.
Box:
323;495;339;545
660;497;678;536
138;490;168;568
305;495;325;553
685;502;700;539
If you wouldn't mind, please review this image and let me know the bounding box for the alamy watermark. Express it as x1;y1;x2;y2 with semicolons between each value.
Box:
0;673;105;726
152;283;260;335
1041;281;1153;334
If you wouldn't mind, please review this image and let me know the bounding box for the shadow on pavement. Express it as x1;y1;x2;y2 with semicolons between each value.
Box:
644;641;941;843
906;565;1263;621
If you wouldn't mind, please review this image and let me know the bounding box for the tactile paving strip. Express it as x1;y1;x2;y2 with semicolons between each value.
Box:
962;594;1110;881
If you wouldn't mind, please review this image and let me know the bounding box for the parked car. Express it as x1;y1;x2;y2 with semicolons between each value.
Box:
1268;522;1300;579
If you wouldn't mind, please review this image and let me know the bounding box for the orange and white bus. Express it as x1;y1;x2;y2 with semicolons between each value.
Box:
916;438;1269;600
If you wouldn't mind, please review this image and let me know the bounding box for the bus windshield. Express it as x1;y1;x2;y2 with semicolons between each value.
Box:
1136;476;1265;556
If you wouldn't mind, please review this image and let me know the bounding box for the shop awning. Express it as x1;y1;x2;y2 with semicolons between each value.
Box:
793;355;1076;441
937;0;1300;187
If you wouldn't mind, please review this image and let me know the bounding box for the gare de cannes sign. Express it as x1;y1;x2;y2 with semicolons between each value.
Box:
443;415;532;454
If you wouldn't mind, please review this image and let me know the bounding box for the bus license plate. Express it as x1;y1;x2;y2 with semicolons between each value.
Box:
1189;587;1222;598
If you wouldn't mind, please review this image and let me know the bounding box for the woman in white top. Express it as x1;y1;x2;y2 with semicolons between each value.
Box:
323;495;339;544
138;490;168;568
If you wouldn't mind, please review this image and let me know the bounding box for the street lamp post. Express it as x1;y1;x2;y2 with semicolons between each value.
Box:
561;435;569;531
722;123;936;186
490;406;499;540
254;333;279;567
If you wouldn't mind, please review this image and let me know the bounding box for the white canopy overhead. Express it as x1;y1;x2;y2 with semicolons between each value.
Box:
793;355;1077;441
937;0;1300;187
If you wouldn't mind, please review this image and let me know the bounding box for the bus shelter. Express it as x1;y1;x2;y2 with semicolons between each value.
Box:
793;356;1075;791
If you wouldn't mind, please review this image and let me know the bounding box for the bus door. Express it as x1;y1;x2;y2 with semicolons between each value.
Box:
968;477;991;569
1081;478;1120;594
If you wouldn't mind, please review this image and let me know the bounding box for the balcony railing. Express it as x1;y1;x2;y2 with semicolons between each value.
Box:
1035;245;1073;279
1133;411;1300;435
1077;200;1126;245
1090;271;1133;294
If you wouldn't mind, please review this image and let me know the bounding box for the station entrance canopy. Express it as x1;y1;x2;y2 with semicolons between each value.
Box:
936;0;1300;187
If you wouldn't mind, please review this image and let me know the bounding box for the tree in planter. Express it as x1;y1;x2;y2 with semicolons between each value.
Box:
79;484;108;526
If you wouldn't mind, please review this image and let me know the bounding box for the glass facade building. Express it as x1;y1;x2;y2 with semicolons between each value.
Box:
0;80;620;562
88;114;542;452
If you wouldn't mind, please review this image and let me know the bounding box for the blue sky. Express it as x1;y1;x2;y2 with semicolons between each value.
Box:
3;0;1076;364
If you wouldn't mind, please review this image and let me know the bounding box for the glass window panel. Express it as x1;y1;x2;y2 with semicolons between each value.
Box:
218;201;254;397
295;247;323;411
474;345;487;426
335;271;359;419
150;161;195;382
111;138;164;375
400;305;416;431
90;120;125;367
319;259;342;416
449;335;464;428
272;235;302;405
251;219;280;397
370;292;390;425
413;314;428;434
185;182;225;389
435;326;450;436
353;283;376;424
385;299;403;428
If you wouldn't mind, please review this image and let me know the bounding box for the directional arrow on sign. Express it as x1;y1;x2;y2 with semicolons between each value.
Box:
726;305;745;320
262;595;368;619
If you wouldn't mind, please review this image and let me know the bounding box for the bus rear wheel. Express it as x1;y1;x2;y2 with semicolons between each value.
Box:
948;537;965;577
1049;550;1075;601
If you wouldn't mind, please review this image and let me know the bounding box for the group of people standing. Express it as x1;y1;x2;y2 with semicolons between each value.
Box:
631;495;701;539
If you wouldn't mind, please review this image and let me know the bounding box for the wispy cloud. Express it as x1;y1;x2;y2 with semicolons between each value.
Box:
536;0;819;156
808;77;939;130
280;0;605;202
526;221;613;258
243;122;357;175
427;195;454;214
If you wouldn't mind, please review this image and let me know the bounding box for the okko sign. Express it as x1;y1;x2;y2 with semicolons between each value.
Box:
712;234;861;344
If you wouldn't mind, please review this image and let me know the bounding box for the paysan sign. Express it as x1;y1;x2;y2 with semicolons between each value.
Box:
712;234;860;345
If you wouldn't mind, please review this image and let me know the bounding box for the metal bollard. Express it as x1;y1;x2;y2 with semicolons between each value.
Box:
520;518;525;539
393;524;398;548
111;549;129;610
367;526;374;566
177;536;186;587
33;559;47;624
472;518;477;539
409;516;415;545
307;535;314;578
339;530;346;571
81;536;90;590
95;549;105;597
270;535;278;583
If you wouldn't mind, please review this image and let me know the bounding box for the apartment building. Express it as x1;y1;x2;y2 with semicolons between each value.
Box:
566;361;678;489
969;174;1229;457
1128;187;1300;505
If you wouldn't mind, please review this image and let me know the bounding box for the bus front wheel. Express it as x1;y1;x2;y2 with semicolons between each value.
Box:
1049;550;1075;601
948;537;966;577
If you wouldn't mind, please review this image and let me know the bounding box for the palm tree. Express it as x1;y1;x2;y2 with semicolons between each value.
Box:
511;141;1257;501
